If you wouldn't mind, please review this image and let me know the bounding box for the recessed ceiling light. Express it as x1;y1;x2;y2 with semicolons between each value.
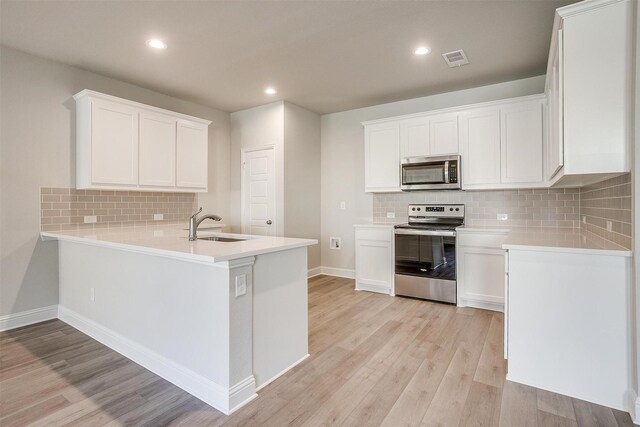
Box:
147;39;167;49
414;46;430;56
265;87;277;95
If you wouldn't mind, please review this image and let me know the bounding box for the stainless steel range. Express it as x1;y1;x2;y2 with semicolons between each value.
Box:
394;204;464;304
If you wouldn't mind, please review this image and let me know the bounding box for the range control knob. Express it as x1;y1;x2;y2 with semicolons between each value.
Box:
449;208;453;211
412;207;416;211
456;208;460;211
417;208;421;211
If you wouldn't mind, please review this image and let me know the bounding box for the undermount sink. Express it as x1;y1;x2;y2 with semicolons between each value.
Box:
198;236;247;242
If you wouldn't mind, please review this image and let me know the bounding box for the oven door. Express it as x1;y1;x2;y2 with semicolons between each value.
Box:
394;231;457;303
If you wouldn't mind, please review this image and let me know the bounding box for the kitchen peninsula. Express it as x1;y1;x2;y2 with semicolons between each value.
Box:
41;225;317;415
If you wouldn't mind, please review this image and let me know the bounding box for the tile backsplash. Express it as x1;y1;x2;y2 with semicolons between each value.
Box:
40;188;196;232
579;174;631;250
374;188;580;229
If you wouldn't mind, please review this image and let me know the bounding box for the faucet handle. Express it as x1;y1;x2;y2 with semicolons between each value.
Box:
190;207;203;219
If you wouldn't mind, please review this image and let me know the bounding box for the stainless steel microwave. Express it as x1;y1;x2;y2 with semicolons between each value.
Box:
401;155;461;191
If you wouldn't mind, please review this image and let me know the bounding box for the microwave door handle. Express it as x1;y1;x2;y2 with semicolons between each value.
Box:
443;160;450;183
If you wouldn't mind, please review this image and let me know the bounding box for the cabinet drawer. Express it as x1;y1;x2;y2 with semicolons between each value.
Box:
355;228;393;242
458;232;508;249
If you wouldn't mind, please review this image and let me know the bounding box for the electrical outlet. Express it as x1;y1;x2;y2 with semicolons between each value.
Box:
235;274;247;297
153;213;163;221
606;221;613;232
387;212;395;218
330;237;341;250
582;216;586;224
90;287;95;302
339;201;346;210
497;213;508;221
84;215;97;224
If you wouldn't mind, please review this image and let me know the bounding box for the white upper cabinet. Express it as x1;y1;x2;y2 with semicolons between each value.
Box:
75;90;211;192
429;113;458;155
546;29;564;181
90;98;139;186
459;108;501;186
139;111;177;188
176;120;208;189
363;95;546;192
399;113;458;159
399;117;428;158
364;122;400;192
547;0;632;186
501;99;544;184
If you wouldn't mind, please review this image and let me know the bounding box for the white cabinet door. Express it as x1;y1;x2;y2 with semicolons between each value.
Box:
355;227;393;295
400;117;429;158
90;98;139;185
547;29;564;180
429;113;459;155
364;122;400;192
501;100;544;184
562;0;631;175
459;108;501;186
176;120;208;190
139;111;176;188
458;246;505;312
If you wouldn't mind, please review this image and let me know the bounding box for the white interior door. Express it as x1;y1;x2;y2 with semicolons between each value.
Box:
242;147;276;236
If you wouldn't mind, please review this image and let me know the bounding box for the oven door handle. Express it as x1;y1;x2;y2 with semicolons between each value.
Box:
394;229;456;237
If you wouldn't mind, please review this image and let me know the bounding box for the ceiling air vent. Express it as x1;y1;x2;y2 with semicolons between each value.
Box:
442;49;469;67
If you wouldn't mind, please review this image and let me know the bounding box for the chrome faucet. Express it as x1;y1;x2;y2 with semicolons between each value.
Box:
188;207;222;241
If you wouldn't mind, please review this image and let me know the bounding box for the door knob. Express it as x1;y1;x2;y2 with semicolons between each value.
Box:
266;220;272;225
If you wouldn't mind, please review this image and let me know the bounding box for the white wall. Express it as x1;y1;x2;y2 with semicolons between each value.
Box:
284;102;321;268
320;75;546;272
230;102;285;235
229;101;321;269
0;46;231;317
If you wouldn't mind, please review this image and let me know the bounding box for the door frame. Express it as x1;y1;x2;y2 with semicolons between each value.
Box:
240;145;277;236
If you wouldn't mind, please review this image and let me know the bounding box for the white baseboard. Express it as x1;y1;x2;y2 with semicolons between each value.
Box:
307;267;322;278
0;305;58;332
58;305;255;415
255;353;310;392
506;373;629;414
316;266;355;279
459;296;504;313
355;283;392;295
631;392;639;424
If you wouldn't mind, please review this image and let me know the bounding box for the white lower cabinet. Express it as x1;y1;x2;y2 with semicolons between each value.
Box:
506;248;632;412
456;230;508;312
354;226;394;295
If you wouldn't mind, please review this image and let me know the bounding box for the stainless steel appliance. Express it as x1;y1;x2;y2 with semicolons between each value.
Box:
394;204;464;304
400;154;461;191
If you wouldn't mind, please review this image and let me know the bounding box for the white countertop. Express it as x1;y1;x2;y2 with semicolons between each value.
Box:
41;225;317;264
500;227;631;257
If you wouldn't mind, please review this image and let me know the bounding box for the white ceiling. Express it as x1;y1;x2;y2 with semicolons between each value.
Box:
0;0;577;114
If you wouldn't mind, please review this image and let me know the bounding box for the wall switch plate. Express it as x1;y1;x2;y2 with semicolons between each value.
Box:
330;237;341;250
339;201;346;210
606;221;613;232
84;215;97;224
235;274;247;297
387;212;395;218
90;287;95;302
153;213;163;221
582;216;586;224
497;213;508;221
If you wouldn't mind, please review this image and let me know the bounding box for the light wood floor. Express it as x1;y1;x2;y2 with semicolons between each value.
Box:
0;275;633;426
